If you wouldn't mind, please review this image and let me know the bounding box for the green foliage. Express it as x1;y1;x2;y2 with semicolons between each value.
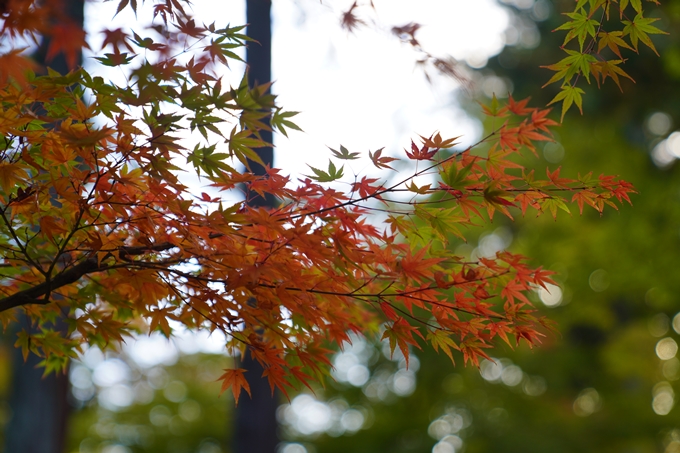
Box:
543;0;667;120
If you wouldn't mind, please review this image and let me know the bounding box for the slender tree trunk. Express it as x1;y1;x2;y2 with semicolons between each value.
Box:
4;1;84;451
5;317;71;453
244;0;273;185
232;1;279;452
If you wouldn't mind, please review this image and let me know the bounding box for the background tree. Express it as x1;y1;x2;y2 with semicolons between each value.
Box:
234;1;279;452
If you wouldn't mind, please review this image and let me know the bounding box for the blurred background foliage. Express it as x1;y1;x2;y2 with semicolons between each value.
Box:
2;0;680;452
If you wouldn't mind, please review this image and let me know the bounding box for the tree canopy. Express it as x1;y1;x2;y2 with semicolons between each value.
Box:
0;0;658;405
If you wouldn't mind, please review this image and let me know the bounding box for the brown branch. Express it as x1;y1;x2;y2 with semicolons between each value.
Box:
118;242;178;259
0;257;110;312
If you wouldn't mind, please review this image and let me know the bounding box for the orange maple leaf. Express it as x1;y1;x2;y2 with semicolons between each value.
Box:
218;368;251;405
46;23;90;70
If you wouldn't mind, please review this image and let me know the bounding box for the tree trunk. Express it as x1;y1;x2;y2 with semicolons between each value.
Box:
232;1;280;453
4;1;84;451
5;317;71;453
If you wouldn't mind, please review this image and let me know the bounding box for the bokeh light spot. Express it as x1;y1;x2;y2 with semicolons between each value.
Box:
647;112;673;136
279;443;307;453
589;269;610;292
657;338;678;360
649;313;671;337
543;142;565;164
664;358;680;381
501;365;524;386
672;312;680;334
538;283;562;307
573;388;602;416
522;376;547;396
653;382;675;415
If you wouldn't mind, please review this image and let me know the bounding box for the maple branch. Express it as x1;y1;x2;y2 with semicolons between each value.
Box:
0;208;45;276
117;242;179;259
285;129;500;222
0;242;183;313
0;257;110;312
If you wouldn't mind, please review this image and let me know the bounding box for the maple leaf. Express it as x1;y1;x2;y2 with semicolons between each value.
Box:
405;139;437;160
381;318;424;368
101;28;135;53
0;49;38;85
515;191;548;216
488;322;513;347
591;60;635;92
329;144;360;160
0;163;29;194
572;189;601;214
397;245;443;282
271;110;302;138
622;13;668;56
369;147;398;170
177;17;207;38
218;368;251;405
532;267;557;290
148;307;175;337
420;132;460;149
340;1;365;32
39;215;68;243
480;93;507;117
45;23;90;70
380;301;399;321
94;315;126;346
597;31;634;59
546;166;576;188
554;10;599;51
500;281;531;311
506;95;534;116
427;329;459;363
305;161;344;182
262;365;293;400
548;85;585;121
351;176;381;199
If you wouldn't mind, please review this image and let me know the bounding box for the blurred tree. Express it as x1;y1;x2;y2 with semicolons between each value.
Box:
234;1;279;453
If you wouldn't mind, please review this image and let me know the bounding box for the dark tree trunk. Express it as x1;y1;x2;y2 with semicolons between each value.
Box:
5;317;71;453
233;1;280;453
245;0;273;181
4;1;84;452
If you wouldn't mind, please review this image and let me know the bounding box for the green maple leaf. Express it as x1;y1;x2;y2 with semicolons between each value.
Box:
329;145;360;160
555;11;599;51
622;13;668;56
542;50;597;87
597;31;634;59
305;160;344;182
548;85;585;121
271;109;302;138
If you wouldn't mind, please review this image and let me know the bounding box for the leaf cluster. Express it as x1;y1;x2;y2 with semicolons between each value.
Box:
543;0;666;120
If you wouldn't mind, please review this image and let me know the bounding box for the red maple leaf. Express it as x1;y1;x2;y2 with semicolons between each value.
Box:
46;23;90;70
